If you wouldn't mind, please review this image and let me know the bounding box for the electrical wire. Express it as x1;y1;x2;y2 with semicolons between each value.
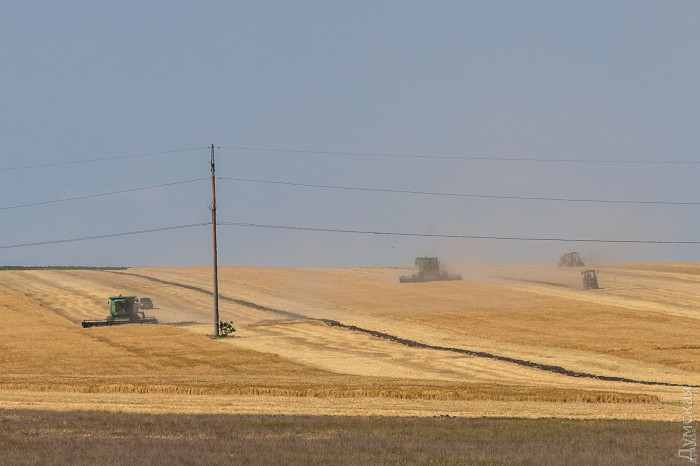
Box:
218;145;699;165
219;221;700;244
0;178;209;211
219;177;700;206
3;220;694;250
0;147;208;172
0;223;210;250
1;144;696;252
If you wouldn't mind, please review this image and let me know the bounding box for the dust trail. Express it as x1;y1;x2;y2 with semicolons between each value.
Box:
107;270;699;388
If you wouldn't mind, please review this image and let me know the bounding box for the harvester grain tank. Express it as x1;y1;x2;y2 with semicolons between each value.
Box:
558;252;584;267
137;297;154;309
81;295;158;328
582;270;600;290
399;257;462;283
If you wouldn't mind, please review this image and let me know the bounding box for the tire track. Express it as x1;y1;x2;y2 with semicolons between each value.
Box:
107;270;699;388
318;320;698;388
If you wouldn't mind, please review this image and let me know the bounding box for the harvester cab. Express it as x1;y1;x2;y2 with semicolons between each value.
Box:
81;294;158;328
109;295;141;320
582;270;600;290
417;257;440;277
399;257;462;283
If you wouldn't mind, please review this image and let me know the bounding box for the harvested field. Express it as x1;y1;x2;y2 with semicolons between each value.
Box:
0;264;698;419
0;286;653;405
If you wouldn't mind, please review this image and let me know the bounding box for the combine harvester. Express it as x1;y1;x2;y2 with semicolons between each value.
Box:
558;251;585;267
81;295;158;328
399;257;462;283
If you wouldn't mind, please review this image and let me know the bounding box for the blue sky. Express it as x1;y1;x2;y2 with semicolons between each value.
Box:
1;2;699;267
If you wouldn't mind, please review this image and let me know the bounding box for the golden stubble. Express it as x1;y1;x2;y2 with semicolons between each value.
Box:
0;264;697;418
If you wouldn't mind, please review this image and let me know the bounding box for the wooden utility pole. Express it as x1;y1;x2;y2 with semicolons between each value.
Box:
211;144;219;336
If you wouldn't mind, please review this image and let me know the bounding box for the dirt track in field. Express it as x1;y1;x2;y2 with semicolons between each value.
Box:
0;263;698;418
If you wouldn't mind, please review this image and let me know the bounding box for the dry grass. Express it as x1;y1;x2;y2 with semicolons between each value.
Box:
0;410;686;466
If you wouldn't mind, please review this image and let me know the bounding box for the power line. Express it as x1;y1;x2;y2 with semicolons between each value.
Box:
4;219;694;250
218;145;699;165
219;177;700;206
219;221;700;244
0;223;209;249
0;146;208;172
0;178;209;211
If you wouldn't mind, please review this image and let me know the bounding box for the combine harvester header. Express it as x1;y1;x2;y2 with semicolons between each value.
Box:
81;295;158;328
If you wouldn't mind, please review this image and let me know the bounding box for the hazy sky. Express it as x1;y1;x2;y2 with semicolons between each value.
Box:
2;2;699;268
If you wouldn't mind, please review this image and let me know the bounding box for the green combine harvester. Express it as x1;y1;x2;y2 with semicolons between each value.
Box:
81;295;158;328
399;257;462;283
558;252;585;267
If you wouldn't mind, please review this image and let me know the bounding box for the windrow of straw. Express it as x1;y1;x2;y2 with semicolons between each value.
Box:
0;382;659;403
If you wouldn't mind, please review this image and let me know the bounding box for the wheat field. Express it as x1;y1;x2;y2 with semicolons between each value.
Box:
0;263;697;419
